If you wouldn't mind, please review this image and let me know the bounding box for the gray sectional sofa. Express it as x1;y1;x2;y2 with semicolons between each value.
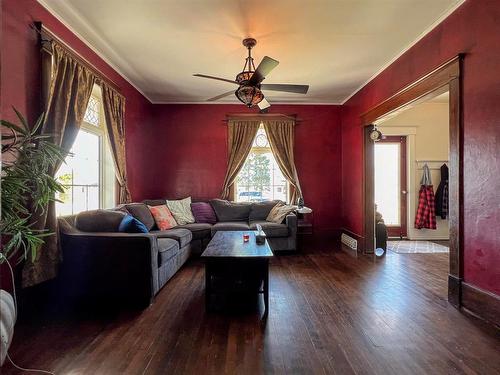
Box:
58;199;296;306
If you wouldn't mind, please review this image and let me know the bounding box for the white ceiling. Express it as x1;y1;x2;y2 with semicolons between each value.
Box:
39;0;464;104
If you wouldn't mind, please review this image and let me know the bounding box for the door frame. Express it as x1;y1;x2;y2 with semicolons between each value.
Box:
375;136;408;238
361;55;463;306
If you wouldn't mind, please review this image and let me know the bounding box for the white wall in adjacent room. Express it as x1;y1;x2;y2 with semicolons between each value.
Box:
380;99;449;240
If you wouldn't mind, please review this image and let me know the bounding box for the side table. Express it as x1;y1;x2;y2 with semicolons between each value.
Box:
296;207;313;250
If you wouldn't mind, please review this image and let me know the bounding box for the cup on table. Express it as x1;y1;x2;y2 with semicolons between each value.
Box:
243;234;250;242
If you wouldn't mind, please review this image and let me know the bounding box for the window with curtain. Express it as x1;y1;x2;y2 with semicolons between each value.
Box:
235;123;288;202
55;85;116;215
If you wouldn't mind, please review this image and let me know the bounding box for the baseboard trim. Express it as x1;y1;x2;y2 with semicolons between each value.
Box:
461;282;500;328
448;274;461;307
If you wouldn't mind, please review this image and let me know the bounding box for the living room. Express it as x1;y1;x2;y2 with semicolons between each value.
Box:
1;0;499;374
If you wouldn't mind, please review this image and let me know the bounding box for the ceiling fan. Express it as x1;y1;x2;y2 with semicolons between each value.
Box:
194;38;309;110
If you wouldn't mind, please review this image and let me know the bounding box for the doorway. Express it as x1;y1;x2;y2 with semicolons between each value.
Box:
361;56;462;307
374;136;407;239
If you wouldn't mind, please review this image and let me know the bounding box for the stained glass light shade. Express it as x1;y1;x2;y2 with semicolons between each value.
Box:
235;71;253;84
235;85;264;107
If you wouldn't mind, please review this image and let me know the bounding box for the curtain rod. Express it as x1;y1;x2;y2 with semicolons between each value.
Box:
31;22;122;92
224;113;301;123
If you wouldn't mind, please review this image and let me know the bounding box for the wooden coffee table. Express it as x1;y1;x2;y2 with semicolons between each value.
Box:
201;231;274;315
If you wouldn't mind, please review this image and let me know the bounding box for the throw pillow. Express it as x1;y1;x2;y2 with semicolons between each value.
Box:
266;202;296;224
148;205;177;230
191;202;217;224
249;200;283;221
209;199;252;222
118;214;149;233
166;197;195;225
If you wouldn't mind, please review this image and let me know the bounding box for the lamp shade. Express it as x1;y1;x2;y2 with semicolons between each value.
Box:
235;85;264;107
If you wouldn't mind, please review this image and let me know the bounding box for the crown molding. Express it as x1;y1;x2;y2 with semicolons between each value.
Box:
38;0;465;107
149;101;342;105
37;0;154;103
340;0;466;105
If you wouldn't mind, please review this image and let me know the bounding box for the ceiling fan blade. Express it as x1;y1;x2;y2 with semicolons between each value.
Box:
261;84;309;94
193;74;238;85
207;90;235;102
258;98;271;110
249;56;279;85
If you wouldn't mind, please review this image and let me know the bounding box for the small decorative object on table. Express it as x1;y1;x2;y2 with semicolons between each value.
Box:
297;197;304;209
255;224;267;245
243;233;250;242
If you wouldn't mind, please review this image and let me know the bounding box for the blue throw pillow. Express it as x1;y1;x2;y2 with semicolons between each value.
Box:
118;214;149;233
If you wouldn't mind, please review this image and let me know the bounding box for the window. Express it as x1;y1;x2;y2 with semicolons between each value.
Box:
55;85;116;215
235;124;288;202
374;142;401;225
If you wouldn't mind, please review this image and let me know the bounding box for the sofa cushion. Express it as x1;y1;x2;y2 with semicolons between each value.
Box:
249;220;289;238
148;205;177;230
75;210;126;232
166;197;195;225
157;238;179;266
211;221;250;236
123;203;156;231
150;228;192;248
118;214;149;233
210;199;252;222
176;223;212;240
249;200;282;221
191;202;217;224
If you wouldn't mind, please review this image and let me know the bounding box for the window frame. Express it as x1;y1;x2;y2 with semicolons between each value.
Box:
81;92;105;209
55;85;116;215
232;124;289;202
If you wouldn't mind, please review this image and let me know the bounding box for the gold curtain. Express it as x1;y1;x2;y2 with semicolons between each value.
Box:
262;119;303;204
101;82;131;204
23;42;96;287
221;120;260;199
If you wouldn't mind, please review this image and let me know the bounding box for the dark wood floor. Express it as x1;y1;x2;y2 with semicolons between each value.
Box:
3;245;500;374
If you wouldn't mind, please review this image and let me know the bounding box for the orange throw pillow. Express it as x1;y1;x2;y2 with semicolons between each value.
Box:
148;205;177;230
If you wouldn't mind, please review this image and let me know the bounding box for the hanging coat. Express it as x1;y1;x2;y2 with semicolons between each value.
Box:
414;164;437;229
435;164;449;219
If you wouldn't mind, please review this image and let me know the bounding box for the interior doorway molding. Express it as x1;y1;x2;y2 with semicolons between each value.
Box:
361;55;463;306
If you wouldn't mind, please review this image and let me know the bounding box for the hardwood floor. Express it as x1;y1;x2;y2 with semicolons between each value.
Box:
3;245;499;374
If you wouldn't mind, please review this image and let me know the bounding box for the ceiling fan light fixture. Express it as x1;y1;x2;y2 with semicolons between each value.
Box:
235;71;254;84
235;85;264;108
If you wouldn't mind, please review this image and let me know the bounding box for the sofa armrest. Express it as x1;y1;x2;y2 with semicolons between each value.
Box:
58;231;159;306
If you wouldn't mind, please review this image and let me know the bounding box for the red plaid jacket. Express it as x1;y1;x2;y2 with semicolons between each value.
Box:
414;185;437;229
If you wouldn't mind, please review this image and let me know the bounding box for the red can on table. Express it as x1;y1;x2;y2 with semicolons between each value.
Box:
243;234;250;242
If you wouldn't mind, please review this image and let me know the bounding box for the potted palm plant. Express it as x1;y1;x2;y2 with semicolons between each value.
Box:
1;109;65;284
1;109;66;368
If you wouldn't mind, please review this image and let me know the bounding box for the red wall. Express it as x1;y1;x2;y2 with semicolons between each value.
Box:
0;0;153;198
0;0;153;290
137;104;342;233
341;0;500;295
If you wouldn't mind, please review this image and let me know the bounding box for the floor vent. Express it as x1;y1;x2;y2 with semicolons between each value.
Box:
341;233;358;251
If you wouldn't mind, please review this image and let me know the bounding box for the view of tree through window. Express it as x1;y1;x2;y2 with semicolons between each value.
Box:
236;124;288;202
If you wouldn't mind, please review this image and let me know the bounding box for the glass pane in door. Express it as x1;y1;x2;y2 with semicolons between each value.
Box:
375;143;401;225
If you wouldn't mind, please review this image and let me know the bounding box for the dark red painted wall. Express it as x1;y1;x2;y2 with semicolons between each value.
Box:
141;104;342;233
0;0;153;290
341;0;500;295
0;0;153;201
